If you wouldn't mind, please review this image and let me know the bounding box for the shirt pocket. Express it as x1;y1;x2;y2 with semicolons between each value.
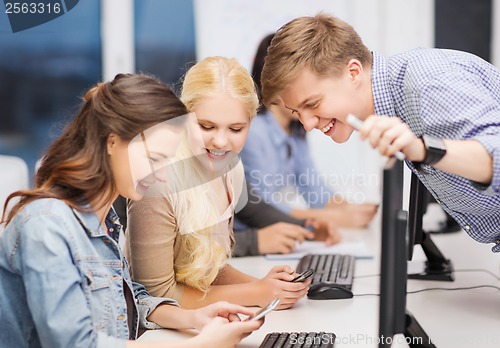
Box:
80;260;121;333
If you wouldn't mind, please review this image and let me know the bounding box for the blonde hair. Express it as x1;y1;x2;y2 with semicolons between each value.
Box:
168;56;257;293
261;13;372;106
182;56;259;117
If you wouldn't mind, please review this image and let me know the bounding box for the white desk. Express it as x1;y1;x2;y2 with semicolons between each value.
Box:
139;227;500;347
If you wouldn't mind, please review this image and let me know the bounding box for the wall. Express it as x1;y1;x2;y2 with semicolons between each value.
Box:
101;0;134;81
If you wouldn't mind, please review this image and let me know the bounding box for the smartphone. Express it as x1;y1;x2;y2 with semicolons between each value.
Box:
291;268;314;282
246;298;280;321
346;114;405;160
305;224;315;232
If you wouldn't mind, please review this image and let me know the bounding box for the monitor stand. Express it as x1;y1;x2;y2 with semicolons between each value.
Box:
408;231;454;281
405;311;437;348
429;211;461;234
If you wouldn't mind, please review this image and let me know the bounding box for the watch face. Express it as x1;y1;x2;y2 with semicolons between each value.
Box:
422;135;446;165
426;136;446;150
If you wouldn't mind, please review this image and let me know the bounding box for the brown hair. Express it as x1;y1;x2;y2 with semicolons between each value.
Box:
2;73;187;225
251;33;275;114
261;13;372;107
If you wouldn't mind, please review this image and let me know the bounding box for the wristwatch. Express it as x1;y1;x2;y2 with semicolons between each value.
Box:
417;134;447;166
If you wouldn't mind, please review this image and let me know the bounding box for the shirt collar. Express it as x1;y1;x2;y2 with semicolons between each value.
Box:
105;206;122;243
106;206;120;227
371;51;396;117
261;111;289;147
72;205;118;238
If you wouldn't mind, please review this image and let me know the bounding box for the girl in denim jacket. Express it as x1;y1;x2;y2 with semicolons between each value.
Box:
0;73;262;348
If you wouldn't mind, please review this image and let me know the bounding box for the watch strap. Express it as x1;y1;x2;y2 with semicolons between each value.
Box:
422;135;446;165
414;135;446;171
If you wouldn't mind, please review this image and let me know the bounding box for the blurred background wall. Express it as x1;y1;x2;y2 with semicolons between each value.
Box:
0;0;197;181
0;0;497;200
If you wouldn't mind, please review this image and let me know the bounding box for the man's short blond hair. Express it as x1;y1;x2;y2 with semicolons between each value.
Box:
261;13;372;107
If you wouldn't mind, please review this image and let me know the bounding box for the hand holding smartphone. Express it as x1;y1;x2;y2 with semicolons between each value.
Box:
246;298;280;321
291;268;314;282
346;114;406;160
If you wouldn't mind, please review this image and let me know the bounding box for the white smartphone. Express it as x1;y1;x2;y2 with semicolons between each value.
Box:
246;298;280;321
346;113;406;160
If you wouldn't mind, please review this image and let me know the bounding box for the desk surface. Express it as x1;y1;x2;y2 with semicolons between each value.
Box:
139;226;500;347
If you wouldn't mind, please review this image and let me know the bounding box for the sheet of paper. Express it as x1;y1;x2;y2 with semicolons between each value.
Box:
265;236;373;260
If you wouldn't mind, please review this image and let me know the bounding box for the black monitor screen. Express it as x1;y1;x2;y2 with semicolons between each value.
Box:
407;172;426;260
378;158;407;346
379;161;441;348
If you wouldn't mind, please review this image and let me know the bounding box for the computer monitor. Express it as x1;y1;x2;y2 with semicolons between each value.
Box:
378;159;436;348
407;173;454;281
406;172;426;259
378;158;407;347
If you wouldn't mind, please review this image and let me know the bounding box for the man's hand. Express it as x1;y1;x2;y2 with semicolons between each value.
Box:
359;115;425;161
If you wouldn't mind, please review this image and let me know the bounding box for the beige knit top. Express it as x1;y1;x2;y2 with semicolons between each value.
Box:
125;161;246;301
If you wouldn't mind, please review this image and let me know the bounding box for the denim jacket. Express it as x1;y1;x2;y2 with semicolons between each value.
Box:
0;198;178;348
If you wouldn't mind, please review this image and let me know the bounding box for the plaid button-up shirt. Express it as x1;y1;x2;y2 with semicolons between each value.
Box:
372;49;500;252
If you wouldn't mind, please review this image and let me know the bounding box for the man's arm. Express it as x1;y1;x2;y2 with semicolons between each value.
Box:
360;116;497;188
435;139;493;185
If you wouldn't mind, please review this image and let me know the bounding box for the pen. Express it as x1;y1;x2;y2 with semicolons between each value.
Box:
346;114;406;161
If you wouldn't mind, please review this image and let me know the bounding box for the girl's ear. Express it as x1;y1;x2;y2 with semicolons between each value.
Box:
107;133;117;155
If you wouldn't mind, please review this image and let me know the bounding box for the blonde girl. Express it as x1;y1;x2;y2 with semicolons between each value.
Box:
127;57;310;310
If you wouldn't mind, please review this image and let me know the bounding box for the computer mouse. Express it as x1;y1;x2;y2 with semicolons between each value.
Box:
307;283;354;300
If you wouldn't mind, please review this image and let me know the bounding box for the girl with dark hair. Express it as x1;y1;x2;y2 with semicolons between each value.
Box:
0;73;262;348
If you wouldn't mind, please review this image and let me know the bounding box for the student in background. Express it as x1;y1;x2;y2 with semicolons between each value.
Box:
127;57;311;311
0;74;262;348
261;14;500;251
232;181;340;256
239;33;377;228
